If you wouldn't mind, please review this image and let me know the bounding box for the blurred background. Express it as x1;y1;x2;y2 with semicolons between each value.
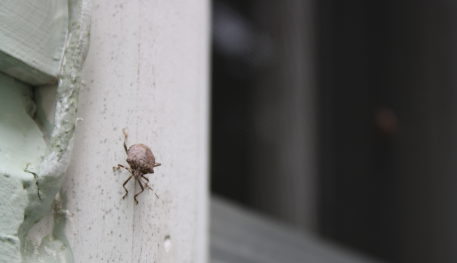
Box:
210;0;457;262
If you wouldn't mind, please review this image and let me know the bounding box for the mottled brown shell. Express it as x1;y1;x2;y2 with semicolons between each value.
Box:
126;144;157;174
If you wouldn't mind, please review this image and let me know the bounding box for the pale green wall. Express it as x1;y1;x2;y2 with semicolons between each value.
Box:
0;0;90;262
0;73;47;262
0;0;68;85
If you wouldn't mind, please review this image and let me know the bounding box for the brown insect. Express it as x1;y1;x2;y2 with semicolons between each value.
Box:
114;129;161;204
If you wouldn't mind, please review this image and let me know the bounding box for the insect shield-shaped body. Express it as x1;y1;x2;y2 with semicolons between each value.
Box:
114;129;161;204
127;144;158;175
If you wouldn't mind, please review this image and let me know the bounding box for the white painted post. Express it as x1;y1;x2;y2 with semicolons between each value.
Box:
63;1;209;262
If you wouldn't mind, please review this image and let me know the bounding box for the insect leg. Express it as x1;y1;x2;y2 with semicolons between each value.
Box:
113;164;130;172
140;175;159;199
141;175;149;182
134;179;145;204
122;128;129;154
24;163;42;200
141;175;152;190
122;175;133;199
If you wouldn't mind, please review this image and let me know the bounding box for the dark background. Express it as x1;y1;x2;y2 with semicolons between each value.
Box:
211;1;457;262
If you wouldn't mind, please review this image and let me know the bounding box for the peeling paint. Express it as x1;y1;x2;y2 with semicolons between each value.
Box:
0;0;91;262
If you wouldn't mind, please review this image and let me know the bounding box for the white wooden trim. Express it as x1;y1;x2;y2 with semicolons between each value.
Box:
63;0;209;262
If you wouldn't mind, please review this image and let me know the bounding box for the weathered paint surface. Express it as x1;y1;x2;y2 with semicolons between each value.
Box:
0;0;91;262
0;74;46;263
0;0;69;85
63;0;209;262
